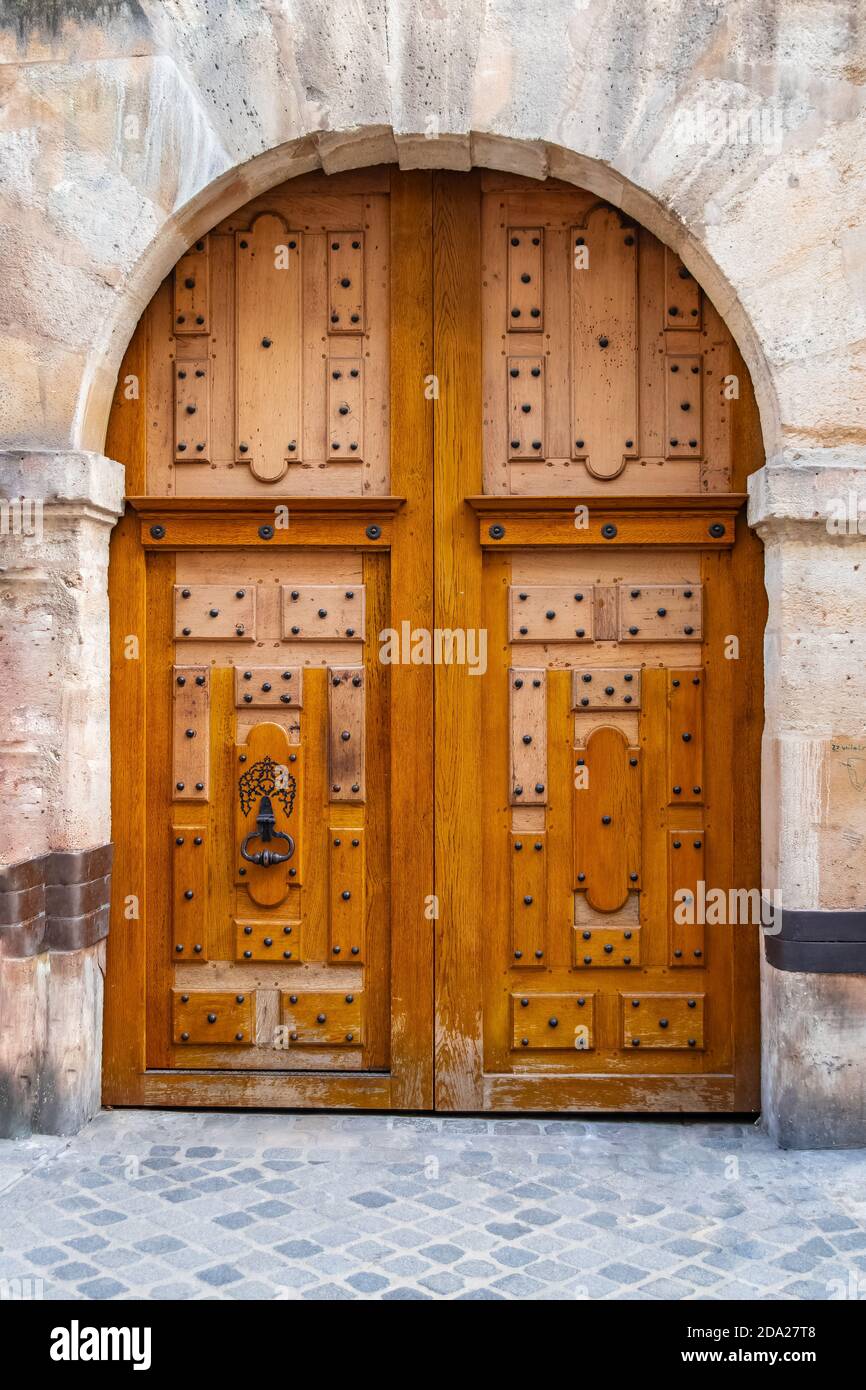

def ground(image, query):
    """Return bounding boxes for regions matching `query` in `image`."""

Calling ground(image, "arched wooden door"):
[105,167,764,1113]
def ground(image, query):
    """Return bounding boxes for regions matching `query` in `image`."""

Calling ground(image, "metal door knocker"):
[238,755,296,867]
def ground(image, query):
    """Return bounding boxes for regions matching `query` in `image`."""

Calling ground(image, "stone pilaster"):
[0,452,123,1135]
[750,455,866,1147]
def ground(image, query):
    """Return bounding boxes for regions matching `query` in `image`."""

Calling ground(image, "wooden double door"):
[105,167,763,1113]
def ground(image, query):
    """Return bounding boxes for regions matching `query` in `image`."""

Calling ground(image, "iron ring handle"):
[239,829,295,867]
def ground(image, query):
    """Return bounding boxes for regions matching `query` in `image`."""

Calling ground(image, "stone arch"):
[2,2,863,1147]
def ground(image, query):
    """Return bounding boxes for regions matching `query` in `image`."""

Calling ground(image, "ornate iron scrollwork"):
[238,755,296,867]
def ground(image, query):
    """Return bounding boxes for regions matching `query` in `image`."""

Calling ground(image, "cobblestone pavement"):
[1,1110,865,1301]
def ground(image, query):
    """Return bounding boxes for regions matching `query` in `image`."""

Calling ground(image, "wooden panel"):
[171,825,208,959]
[383,171,435,1106]
[173,238,209,335]
[510,831,547,967]
[617,583,702,641]
[329,828,365,962]
[507,356,545,460]
[664,248,701,329]
[236,215,301,480]
[175,584,256,641]
[433,170,484,1109]
[328,667,365,802]
[509,585,593,642]
[255,989,280,1045]
[511,993,594,1050]
[144,555,175,1069]
[668,669,704,803]
[574,725,641,911]
[235,722,300,907]
[234,917,302,963]
[475,501,740,550]
[621,993,705,1050]
[510,668,547,806]
[327,359,364,459]
[172,666,209,801]
[235,666,303,709]
[328,232,365,333]
[140,505,397,551]
[281,584,366,641]
[573,667,640,710]
[507,227,543,331]
[280,990,363,1044]
[572,923,641,968]
[669,828,707,967]
[174,360,210,462]
[172,989,252,1045]
[571,210,637,478]
[665,355,702,458]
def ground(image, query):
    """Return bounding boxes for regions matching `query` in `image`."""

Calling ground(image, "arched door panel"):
[104,167,763,1113]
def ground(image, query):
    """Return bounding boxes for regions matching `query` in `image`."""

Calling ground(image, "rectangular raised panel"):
[281,585,366,642]
[234,918,302,964]
[327,359,364,460]
[235,724,301,903]
[669,829,707,967]
[174,359,210,462]
[572,924,641,968]
[617,584,702,642]
[668,669,704,805]
[173,238,209,335]
[593,586,619,642]
[574,725,641,910]
[509,668,547,807]
[621,993,705,1050]
[236,217,302,480]
[171,825,208,960]
[510,831,547,968]
[571,213,637,478]
[174,585,256,642]
[509,585,594,643]
[280,991,363,1045]
[507,356,545,460]
[255,990,281,1047]
[328,668,365,802]
[328,232,365,334]
[665,355,703,458]
[507,227,543,332]
[572,667,641,711]
[172,990,253,1045]
[235,667,303,709]
[172,665,209,801]
[664,248,701,330]
[511,994,595,1051]
[329,828,365,963]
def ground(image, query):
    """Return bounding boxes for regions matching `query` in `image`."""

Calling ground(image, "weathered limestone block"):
[36,940,106,1136]
[0,453,124,861]
[752,455,866,1146]
[762,962,866,1149]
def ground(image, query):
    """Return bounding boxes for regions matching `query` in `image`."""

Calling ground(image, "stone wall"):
[0,0,864,1143]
